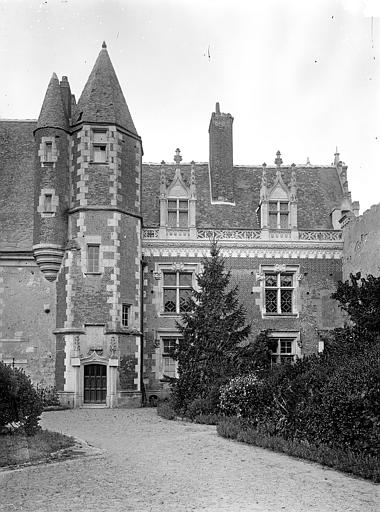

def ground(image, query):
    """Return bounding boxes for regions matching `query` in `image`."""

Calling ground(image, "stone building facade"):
[0,44,359,407]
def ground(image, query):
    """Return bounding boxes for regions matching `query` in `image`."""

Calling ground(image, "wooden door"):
[84,364,107,403]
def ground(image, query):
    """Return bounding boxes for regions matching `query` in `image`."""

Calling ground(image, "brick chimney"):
[208,102,234,203]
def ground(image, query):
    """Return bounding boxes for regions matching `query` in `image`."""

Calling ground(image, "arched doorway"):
[84,364,107,403]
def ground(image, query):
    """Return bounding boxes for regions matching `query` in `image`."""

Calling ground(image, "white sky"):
[0,0,379,213]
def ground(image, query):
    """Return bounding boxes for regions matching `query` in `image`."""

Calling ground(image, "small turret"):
[37,73,69,132]
[33,73,70,281]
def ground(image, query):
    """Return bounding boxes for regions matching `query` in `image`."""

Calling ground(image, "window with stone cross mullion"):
[269,201,289,229]
[264,272,294,314]
[167,199,189,228]
[163,271,192,313]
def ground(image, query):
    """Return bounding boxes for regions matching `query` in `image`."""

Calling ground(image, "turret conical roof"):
[37,73,69,131]
[73,43,138,135]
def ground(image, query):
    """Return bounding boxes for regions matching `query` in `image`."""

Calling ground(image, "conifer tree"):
[172,242,251,409]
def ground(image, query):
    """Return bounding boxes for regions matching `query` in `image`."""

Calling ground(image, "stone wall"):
[342,203,380,280]
[0,263,56,386]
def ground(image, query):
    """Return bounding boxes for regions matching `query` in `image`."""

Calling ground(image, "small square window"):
[87,245,100,273]
[122,304,130,327]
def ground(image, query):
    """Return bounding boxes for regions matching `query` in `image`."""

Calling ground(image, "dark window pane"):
[179,289,192,312]
[178,200,188,210]
[280,340,293,353]
[163,289,176,312]
[280,274,293,287]
[162,337,177,355]
[265,274,277,287]
[269,213,277,228]
[163,272,176,286]
[280,213,289,229]
[280,202,289,212]
[168,211,177,227]
[178,211,188,227]
[167,200,177,210]
[280,290,293,313]
[269,202,278,212]
[179,272,192,287]
[265,289,278,313]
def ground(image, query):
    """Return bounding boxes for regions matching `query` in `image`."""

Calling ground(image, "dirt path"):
[0,409,378,511]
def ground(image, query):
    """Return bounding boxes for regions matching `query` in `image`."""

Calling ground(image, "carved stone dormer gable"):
[260,151,298,237]
[167,149,190,199]
[159,149,196,235]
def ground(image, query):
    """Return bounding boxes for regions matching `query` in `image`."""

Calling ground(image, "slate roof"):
[142,163,345,230]
[36,73,69,131]
[0,120,37,250]
[72,43,138,135]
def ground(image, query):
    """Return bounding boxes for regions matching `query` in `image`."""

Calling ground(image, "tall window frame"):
[121,304,131,328]
[261,265,299,317]
[87,244,100,274]
[161,336,179,379]
[163,270,193,314]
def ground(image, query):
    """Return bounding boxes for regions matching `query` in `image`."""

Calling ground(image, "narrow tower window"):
[87,245,100,273]
[92,129,108,163]
[121,304,130,327]
[43,194,53,212]
[44,142,53,162]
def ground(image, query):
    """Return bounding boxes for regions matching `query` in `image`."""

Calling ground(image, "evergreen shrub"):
[0,362,43,435]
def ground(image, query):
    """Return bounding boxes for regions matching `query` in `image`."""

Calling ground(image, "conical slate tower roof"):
[73,42,137,135]
[37,73,69,131]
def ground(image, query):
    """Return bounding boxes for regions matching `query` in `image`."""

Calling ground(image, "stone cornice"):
[142,241,342,259]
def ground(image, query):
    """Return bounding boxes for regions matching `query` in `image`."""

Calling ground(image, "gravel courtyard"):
[0,408,378,512]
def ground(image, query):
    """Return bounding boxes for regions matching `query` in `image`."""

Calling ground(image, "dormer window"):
[269,201,290,229]
[168,199,189,228]
[259,156,297,233]
[91,129,108,163]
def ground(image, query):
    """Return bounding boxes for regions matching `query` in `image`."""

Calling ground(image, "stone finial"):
[215,102,221,114]
[174,148,182,166]
[306,157,311,166]
[275,150,283,167]
[160,166,166,197]
[102,41,107,49]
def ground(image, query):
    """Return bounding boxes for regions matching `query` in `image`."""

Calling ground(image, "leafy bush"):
[157,399,176,420]
[218,340,380,458]
[219,373,267,419]
[217,416,380,482]
[35,385,60,408]
[0,363,43,435]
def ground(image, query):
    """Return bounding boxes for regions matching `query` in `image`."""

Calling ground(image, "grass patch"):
[217,417,380,483]
[0,429,75,468]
